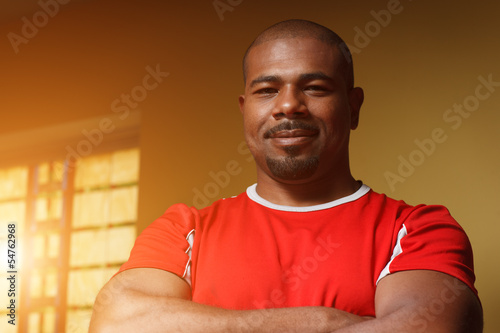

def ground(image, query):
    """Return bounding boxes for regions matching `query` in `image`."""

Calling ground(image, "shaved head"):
[243,19,354,87]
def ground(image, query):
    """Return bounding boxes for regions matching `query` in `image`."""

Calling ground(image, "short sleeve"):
[117,203,196,284]
[377,205,477,295]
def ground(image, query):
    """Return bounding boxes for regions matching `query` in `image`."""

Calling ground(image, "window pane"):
[0,201,26,232]
[34,234,46,259]
[44,269,58,298]
[38,163,50,186]
[66,309,93,333]
[42,307,56,333]
[35,191,63,223]
[111,148,140,185]
[72,190,109,228]
[71,226,136,267]
[109,186,138,224]
[67,268,115,307]
[47,233,60,258]
[28,312,41,333]
[30,270,43,298]
[70,226,135,267]
[52,161,66,183]
[70,229,106,267]
[74,155,111,190]
[35,197,49,222]
[49,191,63,220]
[107,226,136,263]
[0,166,28,200]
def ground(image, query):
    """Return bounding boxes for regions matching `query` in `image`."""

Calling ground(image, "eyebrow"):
[249,72,334,88]
[249,75,282,88]
[298,72,334,83]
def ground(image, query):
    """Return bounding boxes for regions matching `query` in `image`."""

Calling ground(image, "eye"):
[304,85,330,96]
[305,85,325,91]
[255,87,278,95]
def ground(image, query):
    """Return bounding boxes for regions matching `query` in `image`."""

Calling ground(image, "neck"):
[255,167,360,207]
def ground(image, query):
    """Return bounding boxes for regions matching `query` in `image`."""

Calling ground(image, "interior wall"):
[1,0,498,331]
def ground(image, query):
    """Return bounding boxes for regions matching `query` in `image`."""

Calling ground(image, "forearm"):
[90,289,367,333]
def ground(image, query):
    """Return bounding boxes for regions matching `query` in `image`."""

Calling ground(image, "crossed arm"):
[89,268,482,333]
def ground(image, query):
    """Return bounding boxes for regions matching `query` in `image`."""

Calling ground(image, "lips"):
[264,122,319,148]
[264,121,320,140]
[269,129,318,138]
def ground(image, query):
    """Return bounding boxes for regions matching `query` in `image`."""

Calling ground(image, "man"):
[89,19,482,332]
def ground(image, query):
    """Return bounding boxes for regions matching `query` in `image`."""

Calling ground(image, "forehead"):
[245,37,342,83]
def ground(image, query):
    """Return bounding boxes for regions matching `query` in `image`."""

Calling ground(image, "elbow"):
[88,285,128,333]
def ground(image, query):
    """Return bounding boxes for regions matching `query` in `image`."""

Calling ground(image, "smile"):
[269,129,318,138]
[268,129,318,146]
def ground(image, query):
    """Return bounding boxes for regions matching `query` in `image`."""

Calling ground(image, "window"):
[0,148,140,333]
[0,166,28,333]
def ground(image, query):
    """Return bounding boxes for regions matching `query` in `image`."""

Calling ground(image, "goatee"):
[265,155,319,180]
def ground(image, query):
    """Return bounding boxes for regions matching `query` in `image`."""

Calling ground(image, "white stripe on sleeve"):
[182,229,195,286]
[376,224,407,285]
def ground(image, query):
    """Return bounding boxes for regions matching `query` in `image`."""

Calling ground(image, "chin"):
[265,155,320,181]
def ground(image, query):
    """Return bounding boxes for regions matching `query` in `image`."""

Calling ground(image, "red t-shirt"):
[118,184,477,316]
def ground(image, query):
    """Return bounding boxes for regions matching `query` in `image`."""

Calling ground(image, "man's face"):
[239,37,363,184]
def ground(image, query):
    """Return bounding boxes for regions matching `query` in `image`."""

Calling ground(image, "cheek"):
[242,115,258,139]
[242,113,262,155]
[315,103,352,141]
[242,104,269,136]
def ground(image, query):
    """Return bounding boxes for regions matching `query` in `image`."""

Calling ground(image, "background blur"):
[0,0,498,332]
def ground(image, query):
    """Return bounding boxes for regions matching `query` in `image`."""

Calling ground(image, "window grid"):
[66,149,139,328]
[0,147,139,333]
[0,166,29,333]
[19,160,72,333]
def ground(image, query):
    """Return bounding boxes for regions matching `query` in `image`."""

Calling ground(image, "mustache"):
[264,121,320,138]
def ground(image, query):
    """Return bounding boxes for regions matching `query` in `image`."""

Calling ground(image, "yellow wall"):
[1,0,498,331]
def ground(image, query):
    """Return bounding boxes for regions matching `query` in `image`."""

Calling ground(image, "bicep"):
[375,270,483,332]
[90,268,192,332]
[104,268,192,300]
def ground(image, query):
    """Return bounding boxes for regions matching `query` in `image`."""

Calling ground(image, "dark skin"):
[239,37,363,206]
[238,36,482,332]
[89,36,482,332]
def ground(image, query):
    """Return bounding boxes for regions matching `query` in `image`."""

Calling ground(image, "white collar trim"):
[246,183,371,212]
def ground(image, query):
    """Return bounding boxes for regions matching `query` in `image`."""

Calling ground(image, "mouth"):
[269,129,318,138]
[267,128,319,147]
[264,121,320,140]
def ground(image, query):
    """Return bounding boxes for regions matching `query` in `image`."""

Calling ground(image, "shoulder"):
[152,202,200,232]
[365,188,460,227]
[369,191,477,295]
[197,189,252,216]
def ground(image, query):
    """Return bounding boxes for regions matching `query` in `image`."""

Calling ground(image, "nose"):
[272,86,309,120]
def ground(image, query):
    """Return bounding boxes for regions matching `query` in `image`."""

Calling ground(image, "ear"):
[349,87,364,130]
[238,95,246,115]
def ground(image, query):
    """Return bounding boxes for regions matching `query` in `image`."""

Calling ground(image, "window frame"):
[0,112,140,333]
